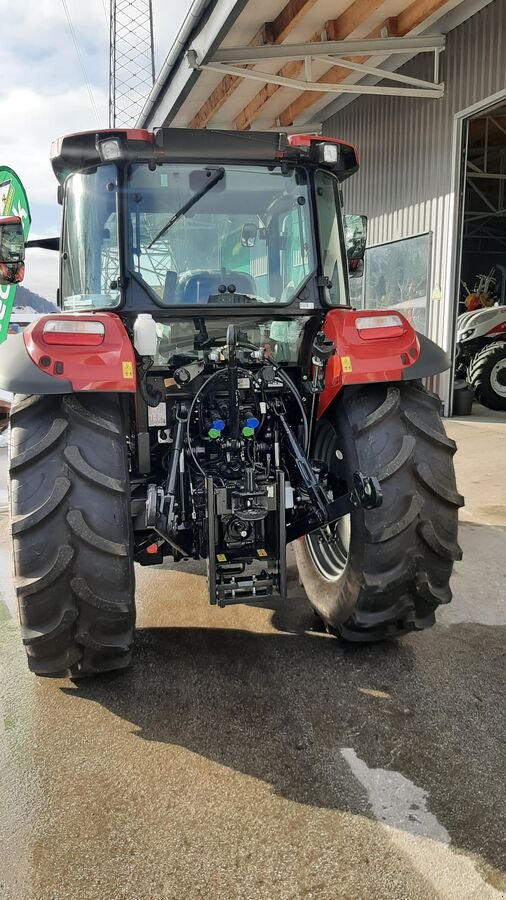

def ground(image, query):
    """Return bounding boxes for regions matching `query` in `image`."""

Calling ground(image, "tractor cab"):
[49,128,364,317]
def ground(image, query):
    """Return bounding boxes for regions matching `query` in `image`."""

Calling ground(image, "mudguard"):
[319,309,450,416]
[0,313,136,395]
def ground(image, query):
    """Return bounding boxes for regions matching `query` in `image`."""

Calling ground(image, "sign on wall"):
[364,232,432,335]
[0,167,31,343]
[348,232,432,336]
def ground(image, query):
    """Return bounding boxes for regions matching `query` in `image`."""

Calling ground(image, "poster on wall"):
[362,232,432,335]
[0,167,31,343]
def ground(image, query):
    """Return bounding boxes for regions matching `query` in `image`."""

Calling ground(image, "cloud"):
[1,85,109,205]
[23,247,60,303]
[0,0,108,94]
[0,0,192,297]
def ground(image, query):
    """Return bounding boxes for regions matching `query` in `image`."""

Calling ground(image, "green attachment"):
[242,426,255,438]
[208,428,221,439]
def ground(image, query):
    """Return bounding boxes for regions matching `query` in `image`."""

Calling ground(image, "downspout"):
[138,0,211,127]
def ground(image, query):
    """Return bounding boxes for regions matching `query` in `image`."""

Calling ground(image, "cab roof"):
[50,128,358,182]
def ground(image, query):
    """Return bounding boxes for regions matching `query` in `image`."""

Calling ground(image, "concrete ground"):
[0,407,505,900]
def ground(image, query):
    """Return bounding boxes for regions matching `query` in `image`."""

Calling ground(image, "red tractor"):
[0,129,462,677]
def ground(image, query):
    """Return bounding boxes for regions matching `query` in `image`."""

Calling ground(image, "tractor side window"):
[314,170,347,306]
[61,165,120,310]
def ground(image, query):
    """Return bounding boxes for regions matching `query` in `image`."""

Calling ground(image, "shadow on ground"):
[64,599,506,877]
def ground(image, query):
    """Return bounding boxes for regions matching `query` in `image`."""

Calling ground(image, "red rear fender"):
[319,309,421,416]
[24,313,136,393]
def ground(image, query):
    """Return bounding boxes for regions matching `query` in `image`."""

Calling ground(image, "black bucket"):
[453,387,474,416]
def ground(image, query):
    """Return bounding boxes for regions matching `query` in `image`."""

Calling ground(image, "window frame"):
[313,168,350,308]
[124,160,319,312]
[60,164,124,312]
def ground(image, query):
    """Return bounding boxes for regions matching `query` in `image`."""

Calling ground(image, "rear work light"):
[319,143,339,164]
[355,314,405,339]
[96,137,124,161]
[42,320,105,346]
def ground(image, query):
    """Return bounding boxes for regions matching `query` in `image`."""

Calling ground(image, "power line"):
[61,0,100,120]
[100,0,109,30]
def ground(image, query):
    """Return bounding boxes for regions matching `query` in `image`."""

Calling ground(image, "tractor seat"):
[173,270,258,305]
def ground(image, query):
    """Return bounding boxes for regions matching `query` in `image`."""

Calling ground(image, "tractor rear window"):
[126,163,315,307]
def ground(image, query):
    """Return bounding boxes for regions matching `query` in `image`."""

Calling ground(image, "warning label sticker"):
[148,403,167,427]
[122,361,134,379]
[341,356,353,373]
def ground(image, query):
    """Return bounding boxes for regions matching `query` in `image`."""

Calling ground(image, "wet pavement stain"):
[0,524,505,898]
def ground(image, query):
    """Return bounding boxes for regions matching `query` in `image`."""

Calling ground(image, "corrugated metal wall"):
[324,0,506,406]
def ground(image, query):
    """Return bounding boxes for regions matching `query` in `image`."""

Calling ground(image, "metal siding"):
[324,0,506,404]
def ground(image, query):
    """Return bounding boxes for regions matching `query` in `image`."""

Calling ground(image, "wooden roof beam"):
[233,29,324,131]
[189,0,319,129]
[326,0,389,41]
[275,24,388,127]
[233,0,395,131]
[264,0,320,45]
[275,0,452,127]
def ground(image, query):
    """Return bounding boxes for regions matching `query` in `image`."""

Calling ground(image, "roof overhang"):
[138,0,495,133]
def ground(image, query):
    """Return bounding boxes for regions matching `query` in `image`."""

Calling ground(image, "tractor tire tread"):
[352,386,399,435]
[10,392,135,677]
[468,341,506,410]
[11,476,71,534]
[64,445,126,492]
[9,418,68,470]
[295,381,461,642]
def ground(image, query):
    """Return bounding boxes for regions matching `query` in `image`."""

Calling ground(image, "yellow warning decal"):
[341,356,353,373]
[122,361,134,379]
[257,549,268,558]
[216,553,227,563]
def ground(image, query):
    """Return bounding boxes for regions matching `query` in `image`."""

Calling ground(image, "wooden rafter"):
[233,30,324,131]
[326,0,387,40]
[188,0,319,129]
[233,0,395,130]
[275,25,386,127]
[274,0,453,127]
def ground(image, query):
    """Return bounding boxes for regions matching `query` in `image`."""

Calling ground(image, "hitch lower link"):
[285,471,382,544]
[328,470,382,518]
[269,394,382,543]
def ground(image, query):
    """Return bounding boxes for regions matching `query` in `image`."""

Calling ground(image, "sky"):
[0,0,190,300]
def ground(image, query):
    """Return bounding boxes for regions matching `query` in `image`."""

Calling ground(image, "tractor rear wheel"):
[293,382,463,641]
[9,393,135,677]
[468,341,506,410]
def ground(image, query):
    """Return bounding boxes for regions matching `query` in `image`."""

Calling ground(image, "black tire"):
[9,393,135,677]
[293,382,463,641]
[468,341,506,410]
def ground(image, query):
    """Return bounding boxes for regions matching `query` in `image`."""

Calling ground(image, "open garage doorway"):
[454,99,506,419]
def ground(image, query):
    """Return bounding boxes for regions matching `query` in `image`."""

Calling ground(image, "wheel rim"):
[305,515,350,582]
[490,359,506,397]
[304,419,351,582]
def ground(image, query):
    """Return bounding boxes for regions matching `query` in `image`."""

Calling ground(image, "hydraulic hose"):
[137,357,162,408]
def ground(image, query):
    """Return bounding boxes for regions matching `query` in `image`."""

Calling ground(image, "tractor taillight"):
[355,315,405,339]
[42,320,105,346]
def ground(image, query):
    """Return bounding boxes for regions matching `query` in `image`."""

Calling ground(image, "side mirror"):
[0,216,25,285]
[348,258,364,279]
[344,214,367,268]
[241,223,258,248]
